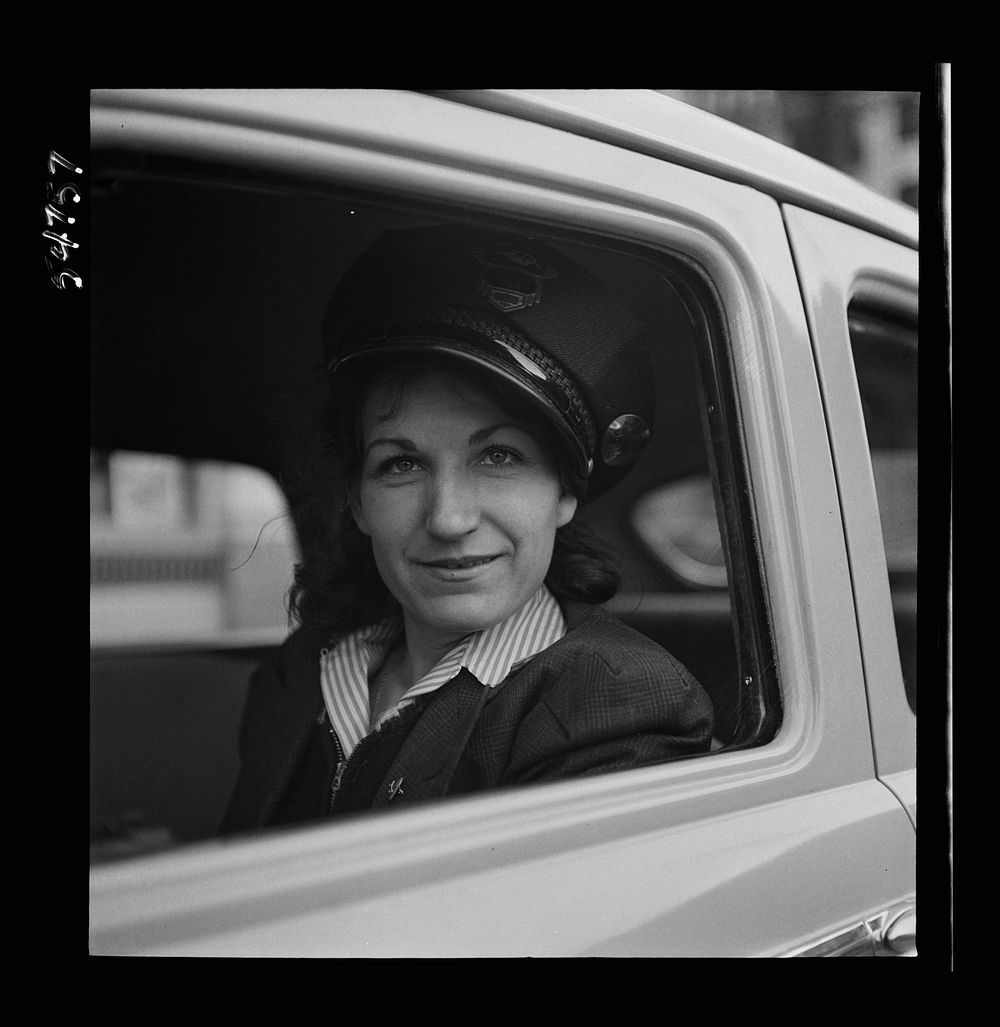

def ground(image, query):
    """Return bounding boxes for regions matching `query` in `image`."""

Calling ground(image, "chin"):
[413,593,519,637]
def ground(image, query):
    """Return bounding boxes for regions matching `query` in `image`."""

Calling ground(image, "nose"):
[424,470,480,539]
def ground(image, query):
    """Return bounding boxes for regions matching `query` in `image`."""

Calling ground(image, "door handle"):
[784,900,915,957]
[880,907,917,956]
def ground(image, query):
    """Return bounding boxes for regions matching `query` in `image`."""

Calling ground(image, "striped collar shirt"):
[319,586,566,760]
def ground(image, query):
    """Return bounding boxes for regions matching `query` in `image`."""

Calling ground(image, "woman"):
[221,225,713,833]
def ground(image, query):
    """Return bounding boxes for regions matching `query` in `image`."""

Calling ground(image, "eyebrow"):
[468,421,532,445]
[364,436,416,457]
[364,422,532,457]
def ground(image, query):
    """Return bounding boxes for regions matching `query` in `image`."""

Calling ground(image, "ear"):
[555,492,577,529]
[349,489,370,536]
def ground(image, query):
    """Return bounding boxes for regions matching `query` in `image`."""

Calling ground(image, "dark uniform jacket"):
[220,601,714,835]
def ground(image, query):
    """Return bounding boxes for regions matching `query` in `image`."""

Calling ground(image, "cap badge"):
[473,246,557,313]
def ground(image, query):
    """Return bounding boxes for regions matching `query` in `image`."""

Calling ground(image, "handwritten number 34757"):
[43,150,83,290]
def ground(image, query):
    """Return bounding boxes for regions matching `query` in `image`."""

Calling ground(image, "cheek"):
[354,486,415,547]
[502,483,570,544]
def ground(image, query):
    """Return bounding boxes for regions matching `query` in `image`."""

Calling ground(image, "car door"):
[783,205,918,806]
[88,89,917,957]
[781,207,920,955]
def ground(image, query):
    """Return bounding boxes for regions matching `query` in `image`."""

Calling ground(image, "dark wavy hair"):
[282,354,620,636]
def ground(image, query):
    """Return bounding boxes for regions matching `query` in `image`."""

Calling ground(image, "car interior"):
[89,152,781,862]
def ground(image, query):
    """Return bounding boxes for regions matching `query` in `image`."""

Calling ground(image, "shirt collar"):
[320,586,565,758]
[459,585,566,685]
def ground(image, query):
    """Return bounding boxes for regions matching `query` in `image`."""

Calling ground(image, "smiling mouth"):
[423,555,500,570]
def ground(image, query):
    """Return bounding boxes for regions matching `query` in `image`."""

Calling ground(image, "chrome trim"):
[783,899,916,957]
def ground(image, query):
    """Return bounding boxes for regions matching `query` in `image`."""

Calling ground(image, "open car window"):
[89,151,779,861]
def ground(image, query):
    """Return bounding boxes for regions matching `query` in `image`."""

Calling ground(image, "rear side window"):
[847,301,918,712]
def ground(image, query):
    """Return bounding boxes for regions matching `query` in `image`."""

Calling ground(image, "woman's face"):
[352,368,578,646]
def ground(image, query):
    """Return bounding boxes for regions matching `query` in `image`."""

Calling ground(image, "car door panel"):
[90,776,915,957]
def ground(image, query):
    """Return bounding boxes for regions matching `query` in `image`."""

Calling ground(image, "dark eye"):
[379,455,420,475]
[482,447,517,467]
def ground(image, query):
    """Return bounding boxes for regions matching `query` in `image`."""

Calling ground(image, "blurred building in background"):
[659,90,920,207]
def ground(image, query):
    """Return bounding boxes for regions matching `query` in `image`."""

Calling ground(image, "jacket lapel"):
[368,602,599,808]
[371,668,490,808]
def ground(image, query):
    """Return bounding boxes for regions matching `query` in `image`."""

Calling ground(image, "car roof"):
[434,89,918,249]
[90,88,917,249]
